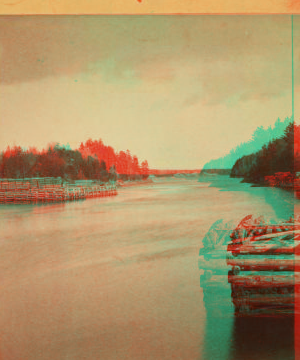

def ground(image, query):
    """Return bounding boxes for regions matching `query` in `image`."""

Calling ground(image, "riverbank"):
[232,173,298,194]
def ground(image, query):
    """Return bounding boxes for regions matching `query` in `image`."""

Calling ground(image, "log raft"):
[227,215,299,316]
[198,216,300,317]
[0,178,117,204]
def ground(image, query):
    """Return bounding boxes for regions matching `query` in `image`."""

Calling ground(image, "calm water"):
[0,176,296,360]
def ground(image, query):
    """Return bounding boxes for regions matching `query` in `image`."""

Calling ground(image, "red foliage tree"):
[78,139,148,176]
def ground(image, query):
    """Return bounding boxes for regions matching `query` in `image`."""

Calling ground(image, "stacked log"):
[227,216,299,316]
[0,178,117,204]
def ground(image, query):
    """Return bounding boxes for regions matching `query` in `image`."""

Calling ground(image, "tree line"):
[203,117,292,170]
[230,122,295,184]
[79,139,149,177]
[0,140,149,182]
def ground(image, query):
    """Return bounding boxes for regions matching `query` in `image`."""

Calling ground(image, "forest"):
[230,122,296,184]
[0,139,149,182]
[203,117,292,170]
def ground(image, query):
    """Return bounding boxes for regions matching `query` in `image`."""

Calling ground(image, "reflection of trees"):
[199,174,294,220]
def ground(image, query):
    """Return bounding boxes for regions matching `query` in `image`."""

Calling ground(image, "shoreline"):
[232,176,296,192]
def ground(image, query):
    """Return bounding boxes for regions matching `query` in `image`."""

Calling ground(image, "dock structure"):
[0,178,117,204]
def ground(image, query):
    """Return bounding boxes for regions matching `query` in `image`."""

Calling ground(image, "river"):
[0,175,296,360]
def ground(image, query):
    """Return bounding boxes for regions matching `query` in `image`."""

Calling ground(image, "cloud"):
[0,15,298,107]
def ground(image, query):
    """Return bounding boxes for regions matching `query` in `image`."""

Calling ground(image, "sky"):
[0,15,299,169]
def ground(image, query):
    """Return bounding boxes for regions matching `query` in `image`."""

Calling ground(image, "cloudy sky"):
[0,15,298,168]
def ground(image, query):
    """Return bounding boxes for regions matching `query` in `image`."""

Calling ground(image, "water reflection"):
[199,218,235,359]
[200,268,234,360]
[230,316,294,360]
[32,202,67,214]
[198,174,294,220]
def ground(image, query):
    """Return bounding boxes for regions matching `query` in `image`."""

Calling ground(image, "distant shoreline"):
[199,169,231,176]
